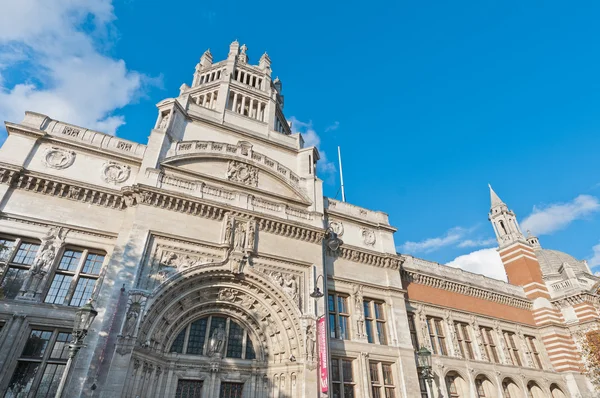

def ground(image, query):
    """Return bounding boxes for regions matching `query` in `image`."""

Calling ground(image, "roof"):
[535,248,590,276]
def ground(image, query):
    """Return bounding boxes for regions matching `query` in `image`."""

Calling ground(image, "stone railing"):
[325,197,390,225]
[169,140,302,189]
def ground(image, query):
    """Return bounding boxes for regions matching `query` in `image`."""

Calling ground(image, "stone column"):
[0,313,28,376]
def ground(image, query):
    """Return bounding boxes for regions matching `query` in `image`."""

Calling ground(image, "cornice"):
[338,245,402,270]
[401,268,532,311]
[0,212,118,240]
[329,275,406,295]
[552,292,600,308]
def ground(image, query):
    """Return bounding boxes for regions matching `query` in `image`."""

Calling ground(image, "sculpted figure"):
[225,219,233,244]
[247,223,256,248]
[123,306,140,337]
[234,223,246,250]
[305,324,316,359]
[208,324,226,356]
[283,275,298,301]
[159,113,170,130]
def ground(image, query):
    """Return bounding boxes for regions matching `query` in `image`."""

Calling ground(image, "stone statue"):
[123,305,140,337]
[352,284,363,312]
[234,223,246,250]
[306,324,316,360]
[208,324,226,356]
[159,113,170,130]
[247,223,256,248]
[225,219,233,244]
[283,275,298,302]
[31,247,56,274]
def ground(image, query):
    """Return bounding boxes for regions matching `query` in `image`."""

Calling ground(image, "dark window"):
[0,240,39,299]
[171,329,186,353]
[328,293,350,340]
[187,318,208,355]
[408,313,419,350]
[480,327,499,363]
[427,317,447,355]
[331,357,355,398]
[176,379,203,398]
[226,321,244,358]
[220,382,243,398]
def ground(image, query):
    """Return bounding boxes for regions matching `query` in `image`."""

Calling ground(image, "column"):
[209,92,215,109]
[0,313,27,373]
[232,93,238,113]
[203,94,209,107]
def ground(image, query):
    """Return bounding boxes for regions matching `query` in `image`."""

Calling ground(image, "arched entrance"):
[501,378,520,398]
[121,267,307,398]
[550,383,567,398]
[475,374,496,398]
[526,381,545,398]
[445,371,469,397]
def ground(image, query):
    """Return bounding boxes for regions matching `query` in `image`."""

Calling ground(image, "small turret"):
[200,49,213,67]
[259,52,271,70]
[239,44,248,64]
[526,230,541,249]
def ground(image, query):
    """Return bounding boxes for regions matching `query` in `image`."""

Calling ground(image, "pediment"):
[162,140,311,205]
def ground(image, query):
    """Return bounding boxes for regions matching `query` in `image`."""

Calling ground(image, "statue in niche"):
[352,284,363,312]
[305,324,316,359]
[224,219,234,245]
[247,222,256,249]
[30,227,67,274]
[283,275,298,302]
[159,113,170,130]
[207,324,226,356]
[123,304,140,337]
[234,223,246,251]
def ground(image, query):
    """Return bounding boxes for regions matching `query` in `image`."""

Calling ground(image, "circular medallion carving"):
[362,228,376,246]
[101,161,131,184]
[329,221,344,237]
[42,147,76,170]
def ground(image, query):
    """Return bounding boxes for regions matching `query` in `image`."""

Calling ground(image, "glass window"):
[0,238,16,261]
[0,240,41,299]
[331,357,355,398]
[454,322,474,359]
[408,313,419,350]
[226,321,244,358]
[220,382,243,398]
[525,335,543,369]
[170,329,186,354]
[13,242,40,265]
[187,318,208,355]
[1,267,28,299]
[5,328,70,397]
[82,253,105,275]
[480,327,499,363]
[328,292,350,340]
[69,277,96,307]
[446,376,459,397]
[503,331,522,366]
[58,250,82,271]
[427,317,447,355]
[370,361,395,398]
[45,274,73,304]
[364,299,387,345]
[176,380,203,398]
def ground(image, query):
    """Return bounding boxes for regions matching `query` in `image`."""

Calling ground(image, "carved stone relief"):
[101,161,131,184]
[259,268,300,307]
[226,160,258,186]
[445,310,462,358]
[42,147,76,170]
[361,228,376,246]
[329,221,344,237]
[351,284,366,340]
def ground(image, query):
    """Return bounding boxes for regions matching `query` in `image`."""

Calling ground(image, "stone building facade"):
[0,41,596,397]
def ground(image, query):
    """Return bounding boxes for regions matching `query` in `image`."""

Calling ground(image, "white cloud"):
[289,117,336,175]
[589,242,600,268]
[447,247,506,281]
[0,0,151,135]
[400,226,495,254]
[520,195,600,236]
[325,121,339,132]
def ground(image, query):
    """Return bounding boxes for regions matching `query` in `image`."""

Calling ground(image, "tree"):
[581,327,600,389]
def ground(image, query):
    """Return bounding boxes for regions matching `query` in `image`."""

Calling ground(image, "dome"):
[534,249,590,276]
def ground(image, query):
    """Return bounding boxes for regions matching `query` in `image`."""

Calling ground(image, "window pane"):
[363,301,371,318]
[50,332,72,359]
[385,387,396,398]
[187,318,208,355]
[1,267,27,299]
[366,320,374,343]
[5,361,40,397]
[0,238,15,261]
[245,335,256,360]
[339,316,349,339]
[45,274,73,304]
[372,386,381,398]
[175,380,203,398]
[171,328,186,353]
[37,363,65,398]
[329,314,337,338]
[13,243,40,265]
[328,294,335,312]
[383,364,393,385]
[342,360,353,382]
[337,296,348,313]
[377,322,387,345]
[82,253,105,275]
[331,359,340,381]
[22,330,52,358]
[345,385,355,398]
[220,382,244,398]
[58,250,82,271]
[332,384,341,398]
[69,277,96,307]
[369,362,379,382]
[226,321,244,358]
[374,303,384,320]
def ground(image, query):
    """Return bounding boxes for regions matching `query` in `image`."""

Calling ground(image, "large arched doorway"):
[445,371,469,397]
[475,374,497,398]
[501,378,520,398]
[550,383,567,398]
[121,267,306,398]
[527,381,545,398]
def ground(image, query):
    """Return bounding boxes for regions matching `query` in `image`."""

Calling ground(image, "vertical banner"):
[317,316,328,393]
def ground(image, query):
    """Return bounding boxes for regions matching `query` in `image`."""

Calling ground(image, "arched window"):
[169,315,256,360]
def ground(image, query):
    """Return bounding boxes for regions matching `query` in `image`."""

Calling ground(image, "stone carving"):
[352,284,366,339]
[361,228,376,246]
[42,147,76,170]
[218,288,238,302]
[123,302,141,337]
[160,251,204,271]
[248,222,256,249]
[329,221,344,237]
[262,269,300,306]
[230,254,247,275]
[224,218,234,245]
[226,160,258,186]
[305,324,316,360]
[101,161,131,184]
[416,306,432,350]
[234,222,247,250]
[207,324,226,357]
[445,310,462,358]
[159,113,170,130]
[31,227,68,274]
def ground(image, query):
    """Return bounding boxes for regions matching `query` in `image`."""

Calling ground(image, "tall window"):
[176,380,203,398]
[169,315,256,359]
[475,378,486,397]
[525,335,543,369]
[5,329,71,397]
[427,317,447,355]
[45,249,105,306]
[503,331,522,366]
[328,293,350,340]
[331,357,355,398]
[502,382,512,398]
[408,313,419,350]
[220,382,243,398]
[454,322,474,360]
[446,376,459,398]
[0,238,40,299]
[480,327,499,363]
[418,377,429,398]
[364,299,387,345]
[369,361,395,398]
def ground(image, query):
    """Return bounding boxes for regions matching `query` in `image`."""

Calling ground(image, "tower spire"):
[489,184,504,208]
[487,185,525,247]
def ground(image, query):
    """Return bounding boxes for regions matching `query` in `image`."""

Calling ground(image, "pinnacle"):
[488,184,504,208]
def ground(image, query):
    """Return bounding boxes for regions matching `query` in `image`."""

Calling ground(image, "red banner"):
[317,316,328,393]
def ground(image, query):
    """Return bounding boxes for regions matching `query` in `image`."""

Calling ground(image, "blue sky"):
[1,0,599,280]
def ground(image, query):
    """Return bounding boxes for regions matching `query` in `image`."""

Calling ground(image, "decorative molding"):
[338,246,401,269]
[401,269,532,310]
[329,220,344,237]
[42,147,76,170]
[101,161,131,184]
[226,160,258,187]
[361,228,376,246]
[0,212,118,240]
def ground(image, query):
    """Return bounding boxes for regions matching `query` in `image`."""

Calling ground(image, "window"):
[364,299,387,345]
[369,361,395,398]
[168,315,256,359]
[220,382,243,398]
[176,380,203,398]
[427,317,447,355]
[332,358,355,398]
[0,238,40,299]
[454,322,474,360]
[45,249,105,306]
[408,313,419,350]
[418,377,429,398]
[480,327,499,363]
[502,382,512,398]
[503,331,522,366]
[525,335,543,369]
[475,379,486,397]
[5,329,71,397]
[446,376,459,398]
[328,293,350,340]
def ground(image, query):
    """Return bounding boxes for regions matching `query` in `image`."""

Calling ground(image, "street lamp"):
[417,346,434,398]
[310,274,325,299]
[55,300,98,398]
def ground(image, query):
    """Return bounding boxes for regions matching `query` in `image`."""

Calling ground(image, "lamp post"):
[310,227,343,396]
[56,300,98,398]
[417,346,434,398]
